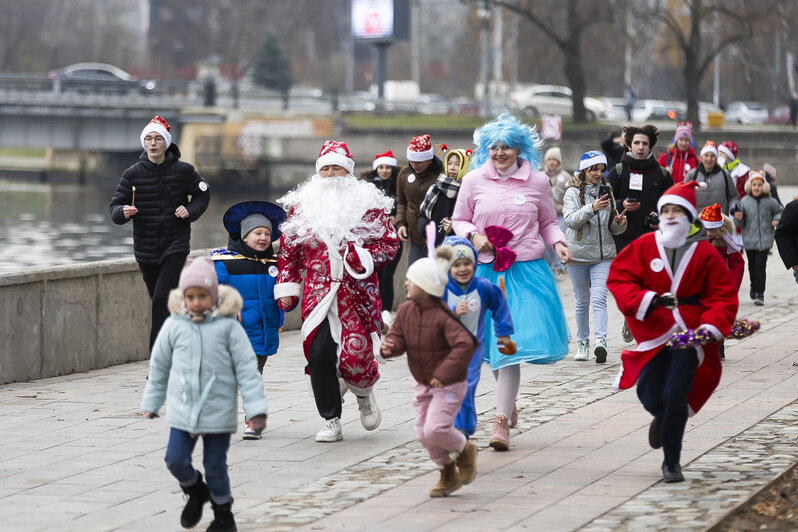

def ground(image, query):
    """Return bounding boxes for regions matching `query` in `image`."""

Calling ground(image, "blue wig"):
[471,113,542,170]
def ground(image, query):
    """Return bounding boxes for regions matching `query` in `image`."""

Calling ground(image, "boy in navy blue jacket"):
[211,201,296,440]
[442,236,514,438]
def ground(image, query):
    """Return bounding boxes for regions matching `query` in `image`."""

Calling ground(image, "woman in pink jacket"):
[452,114,571,451]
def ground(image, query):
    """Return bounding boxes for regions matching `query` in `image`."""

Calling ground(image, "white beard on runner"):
[278,173,394,249]
[658,215,691,249]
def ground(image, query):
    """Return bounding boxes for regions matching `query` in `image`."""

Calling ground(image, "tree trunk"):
[566,0,587,122]
[684,50,701,129]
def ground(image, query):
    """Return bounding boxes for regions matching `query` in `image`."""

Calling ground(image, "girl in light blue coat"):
[563,151,627,362]
[141,257,267,532]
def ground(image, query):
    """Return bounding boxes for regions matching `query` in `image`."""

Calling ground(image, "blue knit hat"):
[579,150,607,171]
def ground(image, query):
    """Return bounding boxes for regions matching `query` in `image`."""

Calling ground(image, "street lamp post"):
[479,0,492,118]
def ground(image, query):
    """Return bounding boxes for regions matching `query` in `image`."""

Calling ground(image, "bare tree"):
[487,0,618,122]
[640,0,766,128]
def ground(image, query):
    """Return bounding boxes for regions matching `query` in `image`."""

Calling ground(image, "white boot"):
[573,340,590,361]
[356,390,381,430]
[315,417,343,442]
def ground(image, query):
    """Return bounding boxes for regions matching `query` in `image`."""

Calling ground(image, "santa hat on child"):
[744,171,770,195]
[657,180,706,221]
[579,150,607,171]
[700,140,719,157]
[674,121,693,142]
[699,203,724,229]
[179,256,219,305]
[407,134,433,162]
[316,140,355,175]
[140,115,172,149]
[718,141,738,160]
[372,150,397,170]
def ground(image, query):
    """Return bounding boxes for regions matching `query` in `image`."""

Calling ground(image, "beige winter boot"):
[429,461,462,497]
[456,442,478,485]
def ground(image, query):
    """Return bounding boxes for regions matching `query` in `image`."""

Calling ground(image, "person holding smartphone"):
[563,151,627,362]
[606,124,673,343]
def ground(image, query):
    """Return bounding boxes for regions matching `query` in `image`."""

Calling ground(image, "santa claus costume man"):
[275,141,400,442]
[607,180,738,483]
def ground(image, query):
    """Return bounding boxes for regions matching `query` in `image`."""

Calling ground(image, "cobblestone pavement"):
[0,220,797,531]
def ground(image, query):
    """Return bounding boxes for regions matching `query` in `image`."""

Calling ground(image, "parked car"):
[416,93,450,115]
[48,62,155,94]
[764,105,791,125]
[632,99,686,122]
[699,102,724,125]
[506,84,606,121]
[599,97,629,121]
[338,91,376,112]
[723,101,769,124]
[450,97,481,116]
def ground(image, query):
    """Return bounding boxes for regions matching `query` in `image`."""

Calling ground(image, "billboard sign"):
[352,0,409,41]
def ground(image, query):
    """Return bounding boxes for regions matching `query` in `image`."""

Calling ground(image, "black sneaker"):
[648,417,662,449]
[662,463,685,483]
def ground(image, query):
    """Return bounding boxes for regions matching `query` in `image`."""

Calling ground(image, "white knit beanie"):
[406,246,454,298]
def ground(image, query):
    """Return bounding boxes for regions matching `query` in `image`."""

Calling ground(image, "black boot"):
[662,463,685,483]
[207,500,237,532]
[180,471,210,528]
[648,416,662,449]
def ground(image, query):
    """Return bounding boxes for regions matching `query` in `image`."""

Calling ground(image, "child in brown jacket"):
[380,246,479,497]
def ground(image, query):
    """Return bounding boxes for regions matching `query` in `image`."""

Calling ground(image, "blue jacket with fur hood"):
[141,284,268,434]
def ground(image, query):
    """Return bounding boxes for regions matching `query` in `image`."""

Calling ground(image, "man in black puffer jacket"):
[109,115,210,350]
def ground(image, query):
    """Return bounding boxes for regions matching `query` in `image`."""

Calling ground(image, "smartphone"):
[626,197,639,203]
[598,185,611,198]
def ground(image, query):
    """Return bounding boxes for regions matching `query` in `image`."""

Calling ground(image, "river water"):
[0,179,279,274]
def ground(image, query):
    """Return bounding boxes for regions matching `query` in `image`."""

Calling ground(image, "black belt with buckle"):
[658,292,701,310]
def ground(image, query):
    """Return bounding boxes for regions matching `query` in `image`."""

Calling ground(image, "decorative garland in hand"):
[665,319,761,349]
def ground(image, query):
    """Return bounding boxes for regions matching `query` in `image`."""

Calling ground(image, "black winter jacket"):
[109,144,210,265]
[606,152,673,251]
[775,198,798,270]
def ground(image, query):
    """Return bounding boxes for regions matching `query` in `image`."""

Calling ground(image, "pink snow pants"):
[412,380,468,465]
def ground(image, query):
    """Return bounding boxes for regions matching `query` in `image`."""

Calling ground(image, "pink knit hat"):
[178,257,219,305]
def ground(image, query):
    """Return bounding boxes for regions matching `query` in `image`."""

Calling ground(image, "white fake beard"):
[658,216,691,249]
[278,173,393,249]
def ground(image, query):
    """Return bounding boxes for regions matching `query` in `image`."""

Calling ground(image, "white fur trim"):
[274,282,301,299]
[373,156,397,169]
[730,163,750,180]
[316,152,355,175]
[140,123,171,149]
[407,147,433,162]
[579,152,607,171]
[344,245,374,279]
[702,219,724,229]
[700,323,724,341]
[700,145,718,157]
[636,291,658,321]
[657,194,697,219]
[718,145,735,160]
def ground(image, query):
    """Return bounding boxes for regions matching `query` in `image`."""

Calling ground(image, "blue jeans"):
[567,261,610,342]
[164,428,232,504]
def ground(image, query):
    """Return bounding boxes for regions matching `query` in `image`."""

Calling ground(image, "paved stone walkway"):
[1,231,797,531]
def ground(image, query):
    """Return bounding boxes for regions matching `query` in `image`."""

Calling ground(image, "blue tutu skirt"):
[477,260,569,369]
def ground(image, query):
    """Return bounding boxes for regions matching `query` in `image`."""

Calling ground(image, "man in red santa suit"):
[607,180,738,483]
[275,141,400,442]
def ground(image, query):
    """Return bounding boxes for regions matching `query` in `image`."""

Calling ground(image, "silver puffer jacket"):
[563,183,627,264]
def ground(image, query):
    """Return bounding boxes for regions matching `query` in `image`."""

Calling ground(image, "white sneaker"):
[315,417,343,442]
[356,391,382,430]
[381,310,394,329]
[594,337,607,364]
[573,340,590,361]
[242,422,262,440]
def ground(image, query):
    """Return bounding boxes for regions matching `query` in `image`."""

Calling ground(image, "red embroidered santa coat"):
[607,231,738,414]
[275,208,399,391]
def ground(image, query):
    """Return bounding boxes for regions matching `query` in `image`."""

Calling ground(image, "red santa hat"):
[657,180,706,221]
[372,150,397,170]
[700,140,718,158]
[407,134,433,162]
[674,121,693,142]
[140,115,172,149]
[718,141,738,160]
[316,140,355,175]
[699,203,724,229]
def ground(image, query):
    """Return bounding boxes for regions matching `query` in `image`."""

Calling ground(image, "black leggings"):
[307,319,342,420]
[138,253,187,352]
[745,249,768,295]
[378,242,403,311]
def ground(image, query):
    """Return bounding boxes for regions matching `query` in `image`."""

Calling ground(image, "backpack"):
[615,162,669,180]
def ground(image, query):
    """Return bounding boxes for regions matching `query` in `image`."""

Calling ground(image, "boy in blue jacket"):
[210,201,295,440]
[442,236,514,438]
